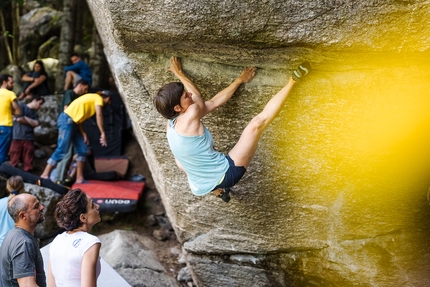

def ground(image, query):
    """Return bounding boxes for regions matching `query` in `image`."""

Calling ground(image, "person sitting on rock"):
[19,60,50,100]
[9,95,44,172]
[154,56,311,202]
[40,91,111,184]
[64,53,92,91]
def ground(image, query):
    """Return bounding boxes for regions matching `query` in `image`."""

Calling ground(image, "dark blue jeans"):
[47,113,88,166]
[0,126,12,165]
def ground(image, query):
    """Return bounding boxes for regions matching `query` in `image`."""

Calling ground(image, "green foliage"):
[3,31,13,38]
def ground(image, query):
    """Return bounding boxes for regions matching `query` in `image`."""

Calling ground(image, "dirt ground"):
[32,132,187,285]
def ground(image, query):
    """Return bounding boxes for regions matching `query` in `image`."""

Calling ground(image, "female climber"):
[154,56,311,202]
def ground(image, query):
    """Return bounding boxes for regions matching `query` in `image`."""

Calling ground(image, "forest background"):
[0,0,110,93]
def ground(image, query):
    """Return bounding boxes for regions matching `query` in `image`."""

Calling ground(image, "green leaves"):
[3,31,14,39]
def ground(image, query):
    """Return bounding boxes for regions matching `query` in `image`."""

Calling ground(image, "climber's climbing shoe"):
[292,62,311,82]
[213,187,231,203]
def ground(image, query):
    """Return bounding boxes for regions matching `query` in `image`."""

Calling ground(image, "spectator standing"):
[48,188,101,287]
[0,193,46,287]
[40,91,111,183]
[0,176,25,247]
[9,95,45,172]
[0,74,22,165]
[54,79,90,184]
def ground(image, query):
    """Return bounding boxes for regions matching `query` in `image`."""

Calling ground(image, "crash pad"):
[72,180,145,213]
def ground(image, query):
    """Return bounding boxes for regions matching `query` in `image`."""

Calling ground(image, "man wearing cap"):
[53,79,90,184]
[40,91,111,183]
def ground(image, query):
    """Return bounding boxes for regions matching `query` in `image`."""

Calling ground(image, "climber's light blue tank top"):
[166,118,229,196]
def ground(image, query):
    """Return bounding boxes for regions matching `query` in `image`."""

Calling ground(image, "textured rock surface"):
[99,230,180,287]
[87,1,430,286]
[34,94,60,145]
[20,7,62,65]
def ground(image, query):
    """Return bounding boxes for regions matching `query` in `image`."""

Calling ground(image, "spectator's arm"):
[15,116,39,127]
[21,73,34,82]
[81,243,101,287]
[17,276,40,287]
[25,75,47,94]
[64,61,82,73]
[95,104,107,146]
[12,99,21,116]
[77,123,89,145]
[48,260,57,287]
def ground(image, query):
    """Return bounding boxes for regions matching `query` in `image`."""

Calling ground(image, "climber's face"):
[175,90,194,113]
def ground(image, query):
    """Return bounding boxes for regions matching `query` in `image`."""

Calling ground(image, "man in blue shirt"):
[64,53,92,91]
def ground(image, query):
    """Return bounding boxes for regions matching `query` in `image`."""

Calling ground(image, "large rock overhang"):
[87,1,430,286]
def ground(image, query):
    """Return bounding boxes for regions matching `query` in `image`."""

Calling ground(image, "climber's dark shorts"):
[213,155,246,190]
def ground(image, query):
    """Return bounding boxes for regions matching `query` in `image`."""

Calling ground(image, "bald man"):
[0,194,46,287]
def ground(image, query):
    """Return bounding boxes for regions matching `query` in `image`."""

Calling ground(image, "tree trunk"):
[74,0,85,47]
[0,10,14,65]
[11,2,20,65]
[89,26,109,89]
[55,0,76,93]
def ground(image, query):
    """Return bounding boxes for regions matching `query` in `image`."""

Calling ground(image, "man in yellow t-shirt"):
[0,74,22,165]
[40,91,111,183]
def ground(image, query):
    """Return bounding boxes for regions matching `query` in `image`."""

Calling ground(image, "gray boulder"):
[99,230,180,287]
[34,94,60,145]
[19,7,62,65]
[87,1,430,286]
[177,267,192,283]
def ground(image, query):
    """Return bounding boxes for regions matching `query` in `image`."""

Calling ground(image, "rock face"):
[86,1,430,286]
[99,230,180,287]
[34,94,60,145]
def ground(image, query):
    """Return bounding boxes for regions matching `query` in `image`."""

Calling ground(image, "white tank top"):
[49,231,101,287]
